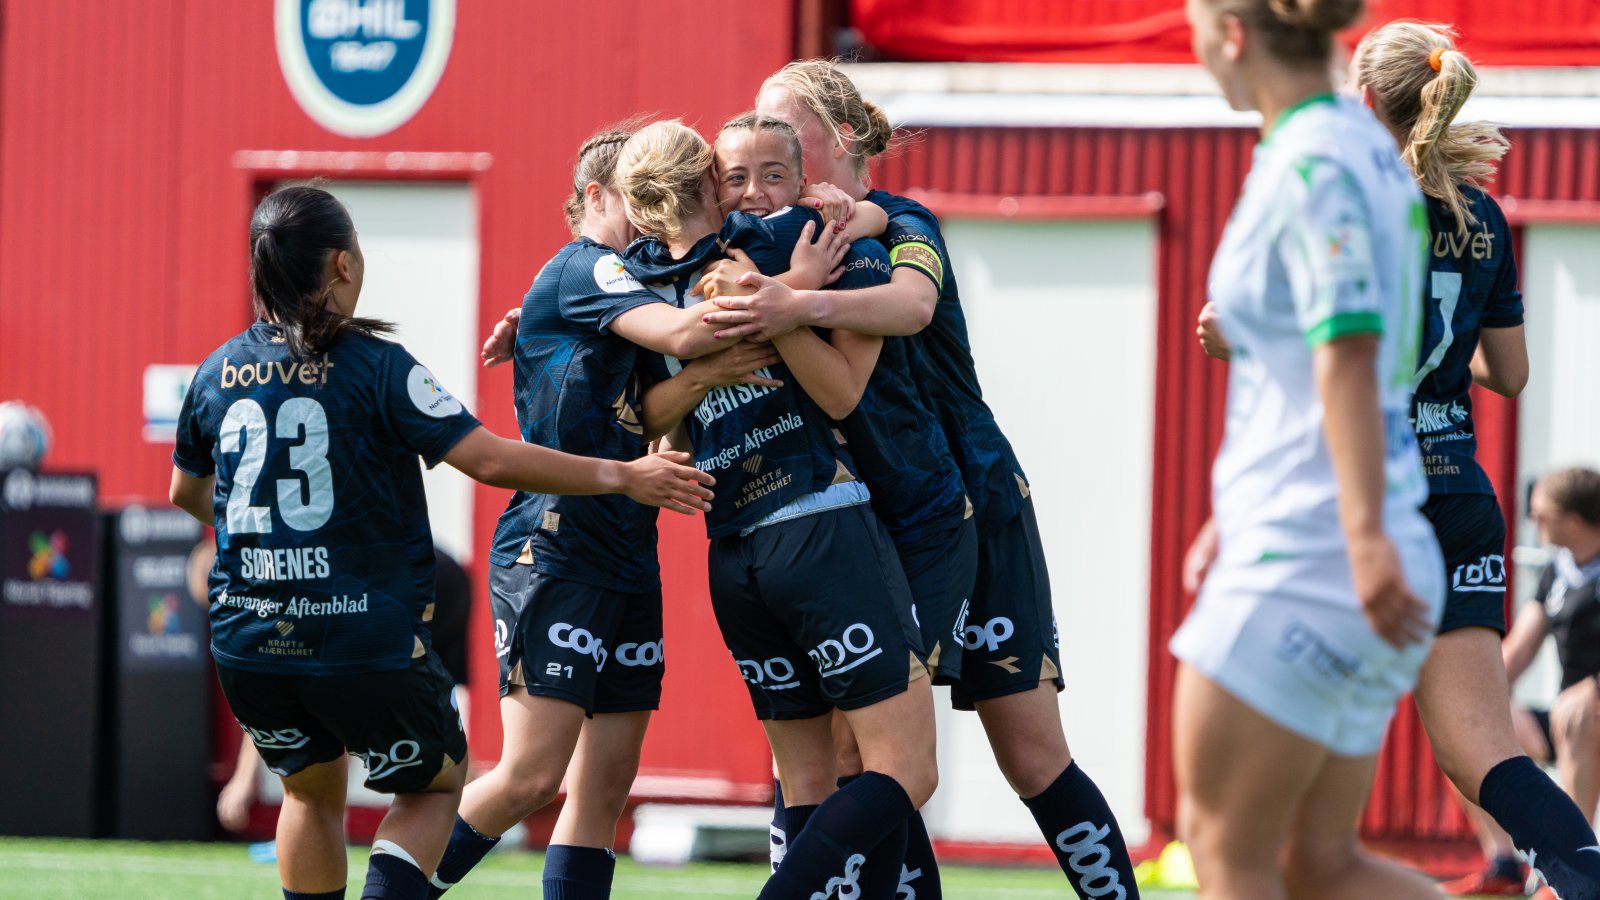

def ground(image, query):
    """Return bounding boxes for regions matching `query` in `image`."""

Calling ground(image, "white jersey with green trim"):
[1209,94,1431,561]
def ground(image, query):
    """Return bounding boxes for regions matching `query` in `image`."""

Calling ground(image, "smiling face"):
[714,128,804,217]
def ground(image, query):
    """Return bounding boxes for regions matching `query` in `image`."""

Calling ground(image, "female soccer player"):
[427,125,813,900]
[169,185,712,900]
[614,118,936,900]
[1354,23,1600,899]
[1170,0,1446,896]
[699,60,1141,900]
[702,112,974,897]
[1197,22,1600,898]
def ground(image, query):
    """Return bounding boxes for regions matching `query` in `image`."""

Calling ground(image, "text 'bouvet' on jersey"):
[1412,187,1523,497]
[174,321,480,676]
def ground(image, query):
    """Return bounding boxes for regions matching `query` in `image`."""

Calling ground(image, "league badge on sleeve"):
[407,365,464,418]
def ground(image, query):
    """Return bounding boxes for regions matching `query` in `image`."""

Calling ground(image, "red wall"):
[0,0,793,780]
[873,124,1586,842]
[852,0,1600,65]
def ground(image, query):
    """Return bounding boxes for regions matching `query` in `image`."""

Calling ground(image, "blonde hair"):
[759,59,894,177]
[562,119,645,236]
[1353,22,1509,229]
[615,120,714,240]
[1206,0,1365,65]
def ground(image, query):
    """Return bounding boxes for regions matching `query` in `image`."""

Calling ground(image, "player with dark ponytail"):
[170,184,712,900]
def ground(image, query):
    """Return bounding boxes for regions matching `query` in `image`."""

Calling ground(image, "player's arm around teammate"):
[612,119,937,900]
[735,62,1142,900]
[169,186,708,900]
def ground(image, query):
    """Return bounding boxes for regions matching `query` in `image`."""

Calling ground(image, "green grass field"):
[0,838,1202,899]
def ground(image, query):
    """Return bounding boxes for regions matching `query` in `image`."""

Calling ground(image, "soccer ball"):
[0,401,51,472]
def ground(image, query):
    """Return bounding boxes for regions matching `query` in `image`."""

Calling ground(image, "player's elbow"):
[818,389,864,421]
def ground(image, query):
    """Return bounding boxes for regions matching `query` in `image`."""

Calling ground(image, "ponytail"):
[249,185,392,359]
[1353,21,1509,230]
[614,120,713,240]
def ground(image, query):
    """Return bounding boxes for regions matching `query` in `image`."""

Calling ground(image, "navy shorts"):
[217,651,466,794]
[951,499,1064,711]
[489,563,664,715]
[895,513,978,685]
[709,503,926,720]
[1422,492,1508,636]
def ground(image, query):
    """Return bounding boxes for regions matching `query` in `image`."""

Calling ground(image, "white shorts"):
[1170,533,1444,756]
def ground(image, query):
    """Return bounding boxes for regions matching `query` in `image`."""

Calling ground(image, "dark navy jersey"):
[489,238,667,592]
[1412,188,1523,496]
[623,207,857,538]
[868,189,1030,538]
[173,322,481,676]
[828,240,968,546]
[1535,565,1600,690]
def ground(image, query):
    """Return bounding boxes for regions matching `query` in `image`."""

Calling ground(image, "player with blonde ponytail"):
[1354,22,1600,900]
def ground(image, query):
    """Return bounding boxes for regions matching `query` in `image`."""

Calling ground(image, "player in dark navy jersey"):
[169,186,712,900]
[695,63,1139,899]
[1355,23,1600,900]
[608,119,936,900]
[691,113,977,892]
[431,125,834,900]
[1193,24,1600,900]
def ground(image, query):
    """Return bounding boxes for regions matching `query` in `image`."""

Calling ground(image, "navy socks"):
[284,891,344,900]
[758,771,914,900]
[898,807,943,900]
[542,844,617,900]
[770,779,788,872]
[363,846,428,900]
[1479,755,1600,900]
[1021,761,1138,900]
[427,816,500,898]
[837,772,928,899]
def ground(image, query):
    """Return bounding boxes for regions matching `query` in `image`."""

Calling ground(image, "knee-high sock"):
[364,843,429,900]
[838,773,917,899]
[770,779,788,873]
[426,817,500,898]
[898,807,943,900]
[1480,755,1600,900]
[758,771,914,900]
[1020,761,1138,900]
[541,845,616,900]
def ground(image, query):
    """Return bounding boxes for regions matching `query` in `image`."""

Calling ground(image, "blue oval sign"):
[276,0,455,138]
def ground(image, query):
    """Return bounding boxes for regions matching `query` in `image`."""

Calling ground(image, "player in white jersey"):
[1169,0,1445,897]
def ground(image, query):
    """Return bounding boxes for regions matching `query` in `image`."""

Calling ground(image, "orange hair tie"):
[1428,47,1448,72]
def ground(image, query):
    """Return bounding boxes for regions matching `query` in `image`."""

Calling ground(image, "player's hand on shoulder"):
[1348,533,1432,649]
[693,250,759,301]
[1197,302,1232,362]
[703,271,810,342]
[785,220,849,291]
[800,182,854,226]
[481,307,522,368]
[620,451,715,516]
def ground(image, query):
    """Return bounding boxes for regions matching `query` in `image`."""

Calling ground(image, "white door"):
[1511,225,1600,705]
[924,217,1159,846]
[321,181,481,566]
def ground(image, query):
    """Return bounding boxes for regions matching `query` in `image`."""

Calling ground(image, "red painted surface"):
[851,0,1600,65]
[0,0,791,804]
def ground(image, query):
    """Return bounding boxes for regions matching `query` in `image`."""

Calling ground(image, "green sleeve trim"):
[1304,311,1383,347]
[888,241,944,290]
